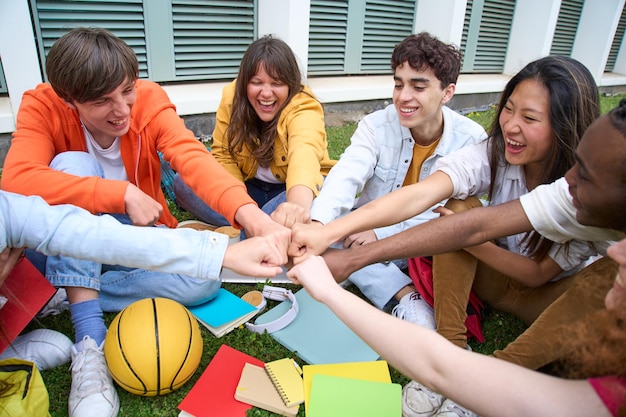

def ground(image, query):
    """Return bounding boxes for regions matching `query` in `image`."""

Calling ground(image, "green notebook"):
[302,360,391,416]
[307,374,402,417]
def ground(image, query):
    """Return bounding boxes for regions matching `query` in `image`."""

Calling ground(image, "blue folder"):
[188,288,256,328]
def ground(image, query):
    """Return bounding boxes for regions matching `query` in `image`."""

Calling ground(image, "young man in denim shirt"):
[309,33,486,325]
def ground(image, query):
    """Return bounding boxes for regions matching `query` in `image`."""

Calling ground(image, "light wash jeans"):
[36,152,221,312]
[173,174,285,239]
[327,211,412,310]
[348,257,411,310]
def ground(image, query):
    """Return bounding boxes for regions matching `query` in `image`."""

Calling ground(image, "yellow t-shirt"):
[402,137,441,186]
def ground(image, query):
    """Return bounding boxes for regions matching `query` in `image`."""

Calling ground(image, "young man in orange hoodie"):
[2,27,289,417]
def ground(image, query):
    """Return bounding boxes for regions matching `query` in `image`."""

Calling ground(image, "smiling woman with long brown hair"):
[174,35,335,230]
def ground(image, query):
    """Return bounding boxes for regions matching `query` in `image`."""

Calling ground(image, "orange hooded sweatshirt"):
[2,80,254,228]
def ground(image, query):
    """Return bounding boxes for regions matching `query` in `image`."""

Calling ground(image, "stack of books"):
[187,288,259,338]
[178,345,302,417]
[178,287,402,416]
[177,345,401,417]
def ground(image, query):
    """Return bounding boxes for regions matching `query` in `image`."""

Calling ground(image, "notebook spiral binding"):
[266,366,290,404]
[264,358,304,407]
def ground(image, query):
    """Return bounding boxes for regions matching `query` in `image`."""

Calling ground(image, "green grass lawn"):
[34,93,623,417]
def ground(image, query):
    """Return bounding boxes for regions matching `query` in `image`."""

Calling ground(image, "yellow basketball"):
[104,298,203,396]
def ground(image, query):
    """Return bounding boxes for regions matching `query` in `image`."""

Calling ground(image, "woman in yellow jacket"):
[174,35,335,229]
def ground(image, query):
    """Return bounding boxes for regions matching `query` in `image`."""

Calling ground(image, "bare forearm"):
[320,283,605,417]
[465,243,562,287]
[290,255,607,417]
[331,200,533,277]
[234,203,269,236]
[322,172,454,245]
[286,185,314,210]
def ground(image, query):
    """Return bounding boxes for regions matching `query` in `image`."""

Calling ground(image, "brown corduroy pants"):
[431,198,617,369]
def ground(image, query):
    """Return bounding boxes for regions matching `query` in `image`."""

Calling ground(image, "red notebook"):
[178,344,264,417]
[0,258,56,353]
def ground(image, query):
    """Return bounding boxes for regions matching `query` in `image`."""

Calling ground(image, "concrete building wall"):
[1,0,626,168]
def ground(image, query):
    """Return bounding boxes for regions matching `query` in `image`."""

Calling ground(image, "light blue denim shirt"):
[0,191,228,281]
[310,104,487,239]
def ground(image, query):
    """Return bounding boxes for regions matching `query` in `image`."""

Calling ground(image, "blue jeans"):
[37,152,220,312]
[348,259,411,310]
[327,236,410,309]
[173,174,286,238]
[327,208,412,310]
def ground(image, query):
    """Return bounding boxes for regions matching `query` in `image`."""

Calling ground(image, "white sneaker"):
[392,292,436,330]
[69,336,119,417]
[402,380,444,417]
[0,329,72,370]
[38,288,70,318]
[435,398,478,417]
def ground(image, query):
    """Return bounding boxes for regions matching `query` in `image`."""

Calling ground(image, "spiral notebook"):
[235,363,299,417]
[264,358,305,407]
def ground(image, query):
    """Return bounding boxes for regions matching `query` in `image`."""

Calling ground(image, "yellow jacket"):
[212,80,335,195]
